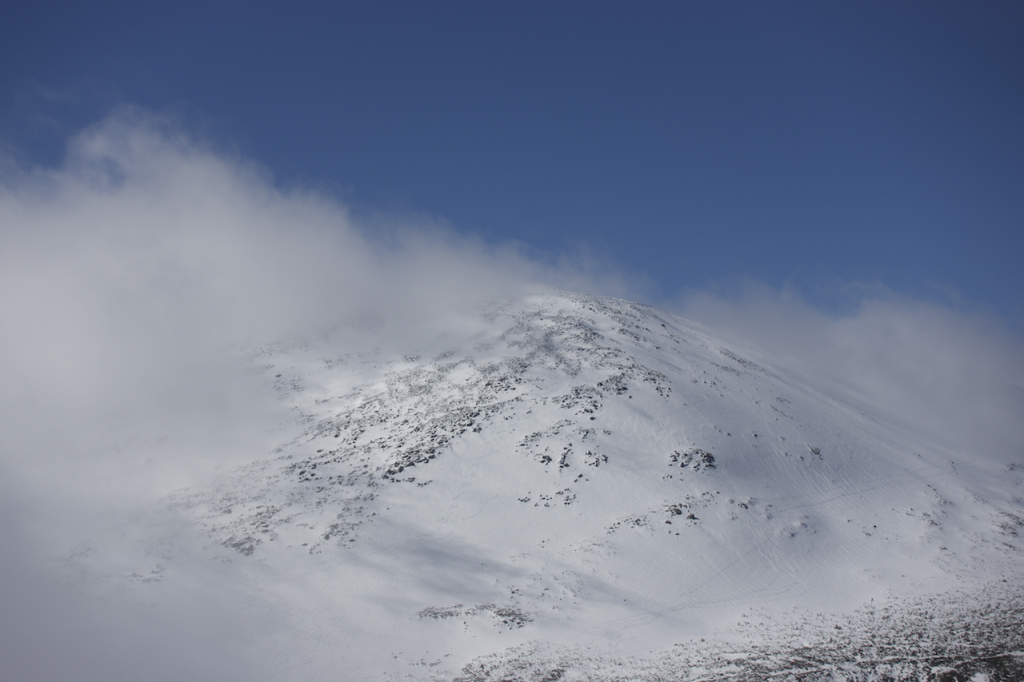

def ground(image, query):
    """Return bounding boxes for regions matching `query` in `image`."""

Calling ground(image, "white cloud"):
[0,107,631,482]
[677,283,1024,465]
[0,109,638,681]
[0,484,262,682]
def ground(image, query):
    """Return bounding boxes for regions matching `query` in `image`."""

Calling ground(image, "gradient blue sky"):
[2,1,1022,324]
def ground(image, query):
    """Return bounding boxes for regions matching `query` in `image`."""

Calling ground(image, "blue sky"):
[1,1,1022,324]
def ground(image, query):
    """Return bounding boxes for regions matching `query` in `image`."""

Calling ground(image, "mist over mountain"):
[10,290,1023,681]
[2,116,1023,681]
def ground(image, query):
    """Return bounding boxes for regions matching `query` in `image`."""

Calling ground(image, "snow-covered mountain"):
[59,291,1024,681]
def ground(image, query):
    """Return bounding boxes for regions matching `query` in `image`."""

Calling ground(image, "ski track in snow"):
[57,291,1024,681]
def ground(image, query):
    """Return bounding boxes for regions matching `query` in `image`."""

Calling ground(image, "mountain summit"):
[67,292,1024,680]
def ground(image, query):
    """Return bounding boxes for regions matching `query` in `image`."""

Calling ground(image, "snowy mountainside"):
[77,292,1024,680]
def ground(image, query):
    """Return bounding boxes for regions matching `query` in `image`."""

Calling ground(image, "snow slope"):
[58,291,1024,680]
